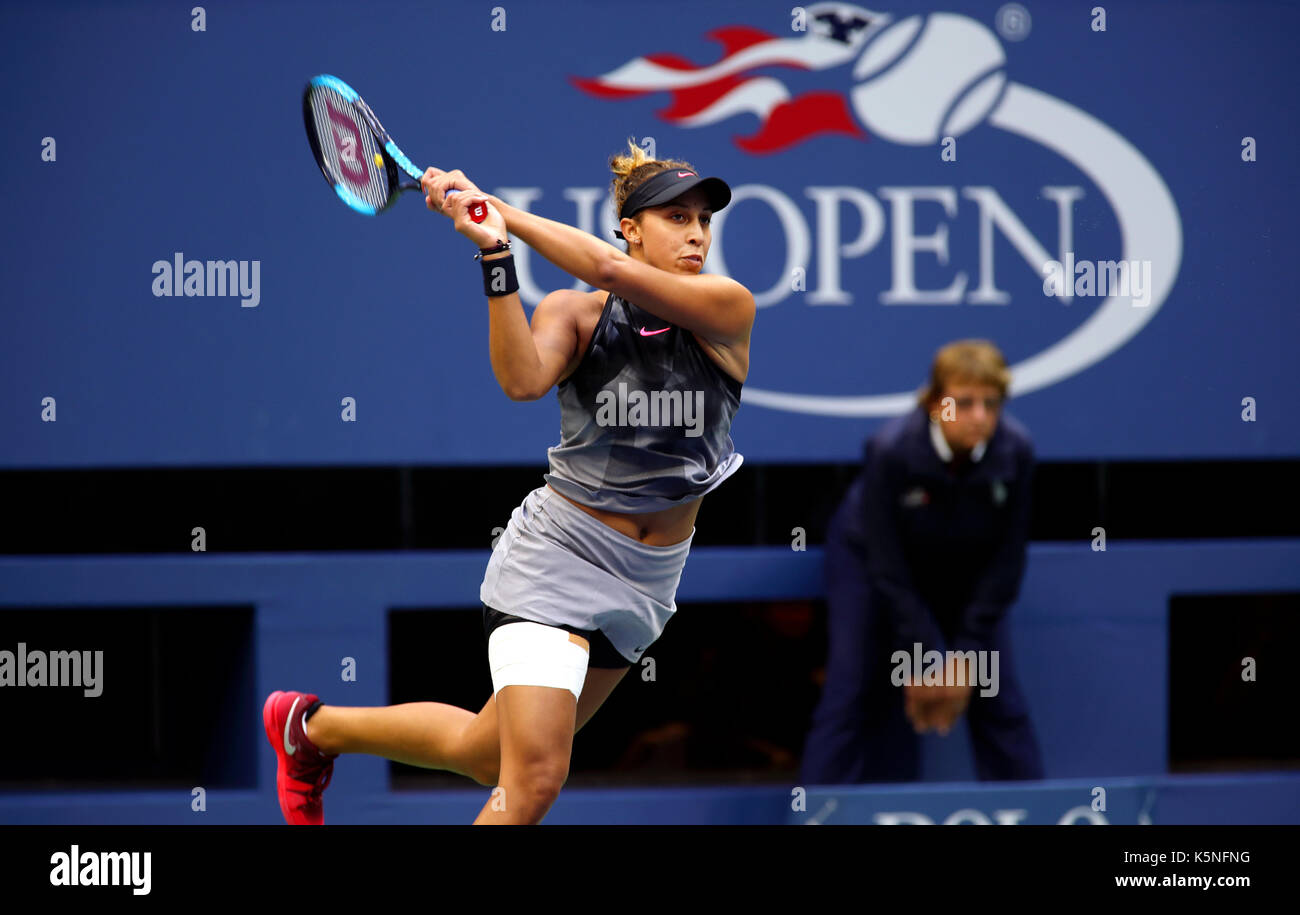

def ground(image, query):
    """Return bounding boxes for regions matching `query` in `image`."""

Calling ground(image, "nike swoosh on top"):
[676,171,695,178]
[639,326,670,336]
[284,696,301,756]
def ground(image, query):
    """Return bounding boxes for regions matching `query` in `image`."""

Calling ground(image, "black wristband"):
[481,253,519,298]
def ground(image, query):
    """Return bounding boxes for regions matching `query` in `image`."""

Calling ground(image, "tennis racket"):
[303,74,486,221]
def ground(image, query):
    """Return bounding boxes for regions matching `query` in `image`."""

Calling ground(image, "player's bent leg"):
[291,662,629,789]
[457,664,630,787]
[475,683,577,824]
[304,701,478,770]
[470,620,596,823]
[263,662,625,822]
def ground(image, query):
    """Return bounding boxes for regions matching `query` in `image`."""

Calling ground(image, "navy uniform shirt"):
[832,405,1035,655]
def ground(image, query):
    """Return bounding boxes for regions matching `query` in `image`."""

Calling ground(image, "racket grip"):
[443,189,488,223]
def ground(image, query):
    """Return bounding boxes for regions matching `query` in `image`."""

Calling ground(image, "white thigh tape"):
[488,621,590,701]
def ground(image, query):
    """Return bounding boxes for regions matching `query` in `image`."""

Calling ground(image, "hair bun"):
[609,138,653,179]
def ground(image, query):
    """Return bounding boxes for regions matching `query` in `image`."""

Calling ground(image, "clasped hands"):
[903,656,975,736]
[418,167,505,247]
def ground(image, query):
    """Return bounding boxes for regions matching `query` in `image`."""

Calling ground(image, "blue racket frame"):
[304,73,458,216]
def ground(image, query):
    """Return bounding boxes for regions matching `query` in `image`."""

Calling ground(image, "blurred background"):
[1,0,1297,824]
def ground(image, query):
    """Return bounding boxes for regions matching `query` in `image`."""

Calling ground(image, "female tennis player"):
[263,141,754,824]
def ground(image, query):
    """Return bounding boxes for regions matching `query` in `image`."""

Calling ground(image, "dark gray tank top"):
[543,292,744,512]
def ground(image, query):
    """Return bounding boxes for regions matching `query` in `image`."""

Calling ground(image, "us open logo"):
[559,2,1184,417]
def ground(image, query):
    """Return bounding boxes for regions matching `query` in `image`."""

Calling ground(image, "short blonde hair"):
[916,339,1012,411]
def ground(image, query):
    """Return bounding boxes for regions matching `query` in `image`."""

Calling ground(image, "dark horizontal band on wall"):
[0,461,1294,554]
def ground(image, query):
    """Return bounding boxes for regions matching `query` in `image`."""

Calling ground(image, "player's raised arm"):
[421,170,583,402]
[495,198,754,344]
[421,146,754,346]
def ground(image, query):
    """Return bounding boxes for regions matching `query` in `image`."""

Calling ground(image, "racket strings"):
[306,86,390,210]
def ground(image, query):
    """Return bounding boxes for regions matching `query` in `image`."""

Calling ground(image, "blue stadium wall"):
[2,541,1299,824]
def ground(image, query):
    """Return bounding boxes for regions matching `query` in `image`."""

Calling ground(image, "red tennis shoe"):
[263,690,336,825]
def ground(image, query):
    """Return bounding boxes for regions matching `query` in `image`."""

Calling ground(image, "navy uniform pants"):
[799,510,1045,784]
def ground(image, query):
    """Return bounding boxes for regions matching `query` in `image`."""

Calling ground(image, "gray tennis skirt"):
[479,485,694,666]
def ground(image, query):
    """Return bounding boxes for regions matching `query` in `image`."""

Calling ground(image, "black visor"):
[613,169,731,239]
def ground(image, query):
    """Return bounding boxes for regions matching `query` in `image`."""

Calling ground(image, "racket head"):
[303,75,404,215]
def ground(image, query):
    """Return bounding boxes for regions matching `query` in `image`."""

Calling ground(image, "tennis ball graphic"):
[849,13,1006,145]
